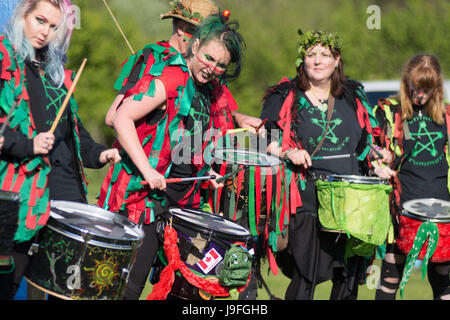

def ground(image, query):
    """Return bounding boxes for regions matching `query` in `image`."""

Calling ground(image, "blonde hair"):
[5,0,75,87]
[400,54,445,124]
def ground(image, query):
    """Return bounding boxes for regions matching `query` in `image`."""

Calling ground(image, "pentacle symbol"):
[311,113,342,145]
[410,120,443,158]
[84,255,120,296]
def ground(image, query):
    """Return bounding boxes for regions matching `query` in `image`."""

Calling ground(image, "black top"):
[261,84,366,214]
[165,83,213,207]
[398,106,449,204]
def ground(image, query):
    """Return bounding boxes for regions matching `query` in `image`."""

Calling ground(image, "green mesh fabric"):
[316,180,392,246]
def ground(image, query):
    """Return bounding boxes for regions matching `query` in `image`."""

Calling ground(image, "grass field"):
[85,167,434,301]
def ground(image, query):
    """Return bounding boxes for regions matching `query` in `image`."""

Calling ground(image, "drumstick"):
[216,166,246,183]
[0,99,19,138]
[140,175,217,185]
[311,154,353,161]
[102,0,135,54]
[49,58,87,134]
[255,118,267,134]
[367,142,384,159]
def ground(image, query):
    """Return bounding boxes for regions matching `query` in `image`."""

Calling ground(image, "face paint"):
[196,53,227,75]
[410,85,434,106]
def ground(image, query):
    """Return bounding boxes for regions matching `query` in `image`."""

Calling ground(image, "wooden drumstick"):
[49,58,87,134]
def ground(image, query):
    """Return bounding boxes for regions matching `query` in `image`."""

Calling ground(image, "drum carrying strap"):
[399,221,439,299]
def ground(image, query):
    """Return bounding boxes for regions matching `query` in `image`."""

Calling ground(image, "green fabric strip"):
[400,221,439,299]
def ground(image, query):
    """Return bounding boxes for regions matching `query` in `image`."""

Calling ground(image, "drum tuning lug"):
[121,268,130,282]
[28,243,40,256]
[81,229,93,243]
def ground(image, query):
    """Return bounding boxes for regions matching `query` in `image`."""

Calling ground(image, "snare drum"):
[316,175,392,245]
[0,191,20,255]
[25,201,144,300]
[397,198,450,263]
[152,208,251,300]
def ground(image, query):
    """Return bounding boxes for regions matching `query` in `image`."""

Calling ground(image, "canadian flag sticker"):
[197,248,223,274]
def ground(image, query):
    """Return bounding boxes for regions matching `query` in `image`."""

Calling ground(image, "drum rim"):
[49,200,145,246]
[321,174,390,185]
[169,207,251,241]
[213,147,282,167]
[402,198,450,223]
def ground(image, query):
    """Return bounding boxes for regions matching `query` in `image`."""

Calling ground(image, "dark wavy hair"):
[185,14,245,82]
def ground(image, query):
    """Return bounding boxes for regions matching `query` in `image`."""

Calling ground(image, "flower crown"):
[295,29,343,67]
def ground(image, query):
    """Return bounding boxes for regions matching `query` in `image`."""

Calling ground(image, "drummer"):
[260,30,380,300]
[105,0,261,136]
[373,54,450,300]
[0,0,121,299]
[97,15,246,300]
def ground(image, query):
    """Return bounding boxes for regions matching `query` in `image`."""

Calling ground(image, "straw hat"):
[160,0,220,26]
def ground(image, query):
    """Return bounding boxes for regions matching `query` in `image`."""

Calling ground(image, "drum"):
[151,207,251,300]
[0,191,20,255]
[316,175,392,246]
[25,200,144,300]
[211,147,283,238]
[397,198,450,263]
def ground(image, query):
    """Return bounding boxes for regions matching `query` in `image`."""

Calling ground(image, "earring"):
[335,64,339,69]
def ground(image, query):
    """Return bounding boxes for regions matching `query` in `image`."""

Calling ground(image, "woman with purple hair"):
[0,0,120,299]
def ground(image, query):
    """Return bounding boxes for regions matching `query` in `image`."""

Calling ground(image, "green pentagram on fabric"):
[311,112,342,144]
[42,77,66,111]
[410,120,443,158]
[188,92,210,137]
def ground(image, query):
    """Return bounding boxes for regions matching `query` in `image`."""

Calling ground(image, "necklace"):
[309,87,330,113]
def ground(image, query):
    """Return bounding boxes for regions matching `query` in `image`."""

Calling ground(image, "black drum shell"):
[25,202,144,300]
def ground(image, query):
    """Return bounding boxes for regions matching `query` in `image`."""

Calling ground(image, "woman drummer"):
[260,30,379,300]
[0,0,120,299]
[97,14,245,300]
[373,54,450,300]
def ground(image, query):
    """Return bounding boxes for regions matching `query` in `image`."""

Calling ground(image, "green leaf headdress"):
[295,29,343,67]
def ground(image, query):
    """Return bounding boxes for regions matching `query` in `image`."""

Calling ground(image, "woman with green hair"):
[261,30,380,300]
[97,14,246,300]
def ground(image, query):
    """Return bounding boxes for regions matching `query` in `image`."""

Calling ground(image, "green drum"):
[316,175,392,246]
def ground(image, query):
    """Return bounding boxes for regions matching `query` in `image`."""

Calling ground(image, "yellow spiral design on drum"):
[84,255,120,296]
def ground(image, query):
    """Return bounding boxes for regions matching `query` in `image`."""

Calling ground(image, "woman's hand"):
[208,169,224,190]
[144,169,167,191]
[284,148,312,169]
[371,146,393,165]
[0,136,4,150]
[33,132,55,155]
[99,148,121,164]
[373,163,396,180]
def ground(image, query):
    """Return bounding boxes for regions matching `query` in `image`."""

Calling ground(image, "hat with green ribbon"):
[295,29,343,67]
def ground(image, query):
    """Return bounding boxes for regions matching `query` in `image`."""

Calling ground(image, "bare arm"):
[112,79,167,190]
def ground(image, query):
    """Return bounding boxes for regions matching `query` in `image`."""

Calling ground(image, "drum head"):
[169,208,250,239]
[50,201,144,242]
[324,175,389,185]
[402,198,450,223]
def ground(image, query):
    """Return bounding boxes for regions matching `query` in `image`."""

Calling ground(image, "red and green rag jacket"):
[97,42,239,223]
[0,36,89,242]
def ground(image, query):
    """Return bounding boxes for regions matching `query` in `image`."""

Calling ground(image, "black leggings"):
[375,244,450,300]
[120,211,161,300]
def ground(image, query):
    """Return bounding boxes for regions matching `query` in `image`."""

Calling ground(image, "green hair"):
[186,14,245,82]
[295,29,343,67]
